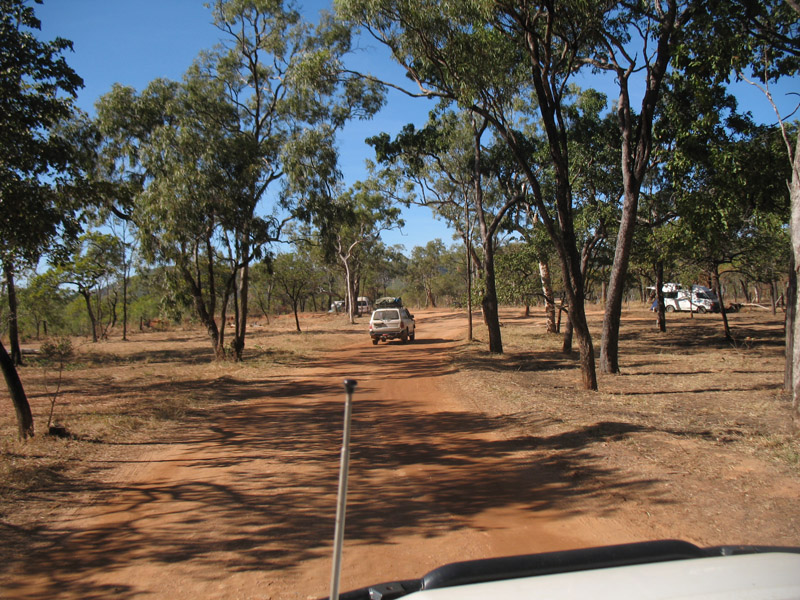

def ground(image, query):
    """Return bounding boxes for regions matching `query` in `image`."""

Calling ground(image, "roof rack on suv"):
[374,297,403,308]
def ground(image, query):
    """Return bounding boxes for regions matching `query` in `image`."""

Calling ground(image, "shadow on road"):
[1,324,666,600]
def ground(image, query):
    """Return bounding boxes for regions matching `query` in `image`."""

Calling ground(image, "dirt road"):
[2,311,656,599]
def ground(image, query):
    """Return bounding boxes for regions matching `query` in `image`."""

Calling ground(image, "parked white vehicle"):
[356,296,371,315]
[651,283,720,314]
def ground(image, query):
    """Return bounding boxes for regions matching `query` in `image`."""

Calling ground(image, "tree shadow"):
[1,328,667,599]
[1,403,664,599]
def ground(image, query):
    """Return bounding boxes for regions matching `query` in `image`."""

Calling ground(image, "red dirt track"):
[1,310,789,599]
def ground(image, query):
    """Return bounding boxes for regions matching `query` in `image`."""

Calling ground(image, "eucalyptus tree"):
[107,216,137,340]
[1,0,84,438]
[273,251,320,332]
[318,180,403,324]
[97,1,383,360]
[495,243,540,313]
[337,0,613,386]
[54,232,124,343]
[114,77,244,358]
[370,110,521,353]
[510,207,559,332]
[734,211,791,313]
[586,1,698,374]
[197,1,383,356]
[19,270,68,338]
[407,239,449,307]
[363,242,407,301]
[671,124,791,341]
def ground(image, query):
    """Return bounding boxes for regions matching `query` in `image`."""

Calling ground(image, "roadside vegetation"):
[2,0,799,440]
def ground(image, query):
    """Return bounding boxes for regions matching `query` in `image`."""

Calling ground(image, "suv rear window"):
[373,309,399,320]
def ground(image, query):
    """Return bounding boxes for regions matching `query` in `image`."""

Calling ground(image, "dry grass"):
[453,306,798,469]
[2,305,798,552]
[0,312,364,518]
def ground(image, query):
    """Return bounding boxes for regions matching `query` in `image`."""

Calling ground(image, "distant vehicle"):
[369,307,415,344]
[650,283,720,313]
[356,296,371,315]
[328,301,345,313]
[327,539,800,600]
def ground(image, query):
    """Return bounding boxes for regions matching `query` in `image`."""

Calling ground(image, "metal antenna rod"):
[329,379,357,600]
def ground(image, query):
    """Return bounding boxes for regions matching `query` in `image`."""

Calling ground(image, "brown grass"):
[1,305,798,554]
[454,306,798,468]
[0,313,363,514]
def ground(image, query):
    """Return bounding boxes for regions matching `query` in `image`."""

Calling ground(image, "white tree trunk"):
[790,129,800,425]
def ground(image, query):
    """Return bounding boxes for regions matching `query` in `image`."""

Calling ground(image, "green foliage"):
[17,271,69,338]
[38,336,73,364]
[0,0,85,268]
[405,239,463,306]
[55,232,123,294]
[494,243,539,306]
[676,0,799,85]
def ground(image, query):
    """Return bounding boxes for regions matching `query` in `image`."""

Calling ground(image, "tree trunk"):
[655,260,666,332]
[711,269,732,343]
[232,257,250,361]
[599,8,676,375]
[568,285,596,389]
[789,127,800,426]
[472,116,503,354]
[740,280,751,303]
[770,280,778,315]
[465,204,473,342]
[556,209,597,389]
[481,250,503,353]
[292,301,301,332]
[785,254,796,392]
[4,262,23,366]
[600,184,639,374]
[1,338,34,439]
[82,289,98,343]
[180,263,223,359]
[425,285,436,308]
[111,290,119,328]
[539,258,557,333]
[562,313,573,354]
[122,261,129,341]
[345,264,357,325]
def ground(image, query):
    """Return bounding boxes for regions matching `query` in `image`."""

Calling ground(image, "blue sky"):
[35,1,799,253]
[35,0,447,252]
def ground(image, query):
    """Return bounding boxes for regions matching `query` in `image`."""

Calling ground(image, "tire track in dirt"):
[1,310,640,600]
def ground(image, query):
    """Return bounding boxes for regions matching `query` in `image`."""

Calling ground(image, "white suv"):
[369,307,416,345]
